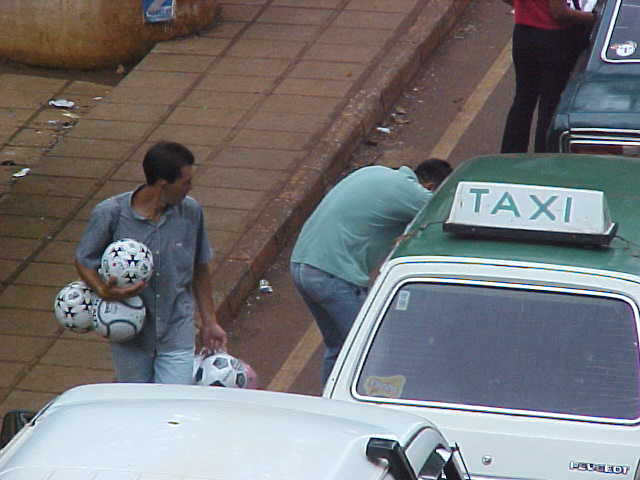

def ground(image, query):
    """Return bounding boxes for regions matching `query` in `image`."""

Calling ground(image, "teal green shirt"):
[291,165,432,287]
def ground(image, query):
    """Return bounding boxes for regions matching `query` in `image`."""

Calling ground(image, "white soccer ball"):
[100,238,153,287]
[53,280,97,333]
[194,351,248,388]
[93,296,146,342]
[193,350,207,379]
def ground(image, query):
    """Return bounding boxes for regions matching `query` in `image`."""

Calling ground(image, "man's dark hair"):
[415,158,452,187]
[143,141,195,185]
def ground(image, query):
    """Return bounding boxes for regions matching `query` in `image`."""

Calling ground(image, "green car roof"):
[392,154,640,276]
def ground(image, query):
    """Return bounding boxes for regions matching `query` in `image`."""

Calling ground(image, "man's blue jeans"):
[290,262,368,383]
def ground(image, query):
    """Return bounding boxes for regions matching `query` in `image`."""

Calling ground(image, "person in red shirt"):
[500,0,595,153]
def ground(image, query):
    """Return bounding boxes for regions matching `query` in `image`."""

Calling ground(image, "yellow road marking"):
[430,41,512,159]
[267,322,322,392]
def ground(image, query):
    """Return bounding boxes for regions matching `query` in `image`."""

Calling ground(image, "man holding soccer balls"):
[74,141,227,384]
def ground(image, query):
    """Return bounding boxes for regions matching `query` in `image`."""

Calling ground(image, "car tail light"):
[570,143,623,154]
[569,143,640,156]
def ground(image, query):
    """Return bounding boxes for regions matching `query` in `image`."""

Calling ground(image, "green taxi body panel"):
[571,75,640,114]
[391,154,640,276]
[554,74,640,129]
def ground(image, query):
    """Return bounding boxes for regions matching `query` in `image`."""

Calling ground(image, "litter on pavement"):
[12,168,31,178]
[48,99,75,108]
[258,279,273,294]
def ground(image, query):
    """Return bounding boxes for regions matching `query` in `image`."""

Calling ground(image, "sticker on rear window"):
[395,290,410,311]
[610,40,637,57]
[363,375,406,398]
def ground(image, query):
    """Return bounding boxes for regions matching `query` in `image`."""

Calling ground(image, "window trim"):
[351,277,640,425]
[600,0,640,63]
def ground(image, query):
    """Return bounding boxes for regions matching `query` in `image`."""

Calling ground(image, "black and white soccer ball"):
[194,351,248,388]
[100,238,153,287]
[93,296,146,342]
[53,280,97,333]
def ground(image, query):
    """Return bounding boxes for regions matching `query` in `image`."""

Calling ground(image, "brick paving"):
[0,0,469,416]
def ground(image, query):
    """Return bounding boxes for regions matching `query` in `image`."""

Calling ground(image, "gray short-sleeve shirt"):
[75,187,213,353]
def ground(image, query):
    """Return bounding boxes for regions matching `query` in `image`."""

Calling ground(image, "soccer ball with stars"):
[99,238,154,287]
[53,280,97,333]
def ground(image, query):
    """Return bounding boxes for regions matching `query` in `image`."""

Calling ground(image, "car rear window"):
[604,0,640,62]
[356,282,640,420]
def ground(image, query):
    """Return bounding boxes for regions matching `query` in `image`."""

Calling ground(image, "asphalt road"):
[230,0,518,396]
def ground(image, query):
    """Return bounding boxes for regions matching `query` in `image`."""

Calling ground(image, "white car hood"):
[0,384,436,480]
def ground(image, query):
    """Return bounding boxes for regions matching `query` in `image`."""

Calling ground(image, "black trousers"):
[501,24,584,153]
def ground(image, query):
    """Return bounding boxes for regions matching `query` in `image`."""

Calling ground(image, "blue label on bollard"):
[143,0,175,23]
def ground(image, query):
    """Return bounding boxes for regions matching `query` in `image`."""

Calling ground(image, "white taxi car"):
[0,383,466,480]
[324,154,640,480]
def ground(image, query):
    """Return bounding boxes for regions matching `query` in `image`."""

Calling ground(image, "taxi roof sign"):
[443,182,617,246]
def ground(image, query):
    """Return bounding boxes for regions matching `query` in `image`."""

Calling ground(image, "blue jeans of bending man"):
[290,262,368,383]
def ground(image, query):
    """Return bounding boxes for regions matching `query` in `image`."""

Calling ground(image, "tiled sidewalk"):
[0,77,114,197]
[0,0,469,416]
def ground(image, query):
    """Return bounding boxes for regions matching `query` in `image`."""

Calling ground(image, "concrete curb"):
[214,0,472,328]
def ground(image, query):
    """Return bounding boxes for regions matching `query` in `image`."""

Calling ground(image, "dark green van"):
[549,0,640,154]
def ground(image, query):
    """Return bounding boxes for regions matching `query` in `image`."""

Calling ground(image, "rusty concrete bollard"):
[0,0,219,70]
